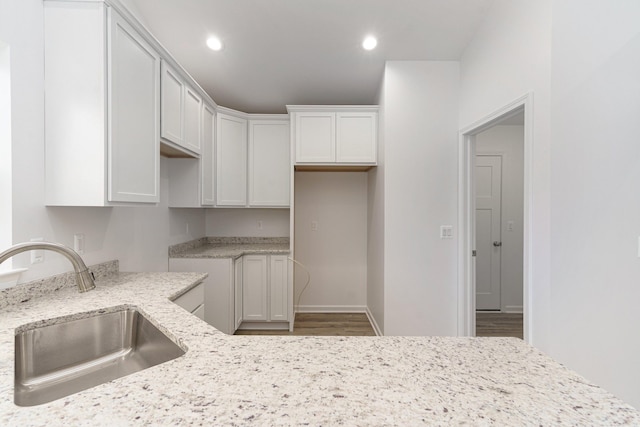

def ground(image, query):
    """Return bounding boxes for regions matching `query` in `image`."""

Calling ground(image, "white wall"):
[476,124,524,312]
[366,73,386,333]
[1,0,205,283]
[294,172,368,311]
[382,61,460,336]
[548,0,640,409]
[459,0,640,409]
[206,209,290,237]
[459,0,553,348]
[0,40,11,270]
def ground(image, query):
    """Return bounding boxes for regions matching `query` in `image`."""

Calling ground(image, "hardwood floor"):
[476,312,523,339]
[235,313,376,336]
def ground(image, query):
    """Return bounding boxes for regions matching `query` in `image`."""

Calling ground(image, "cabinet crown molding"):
[286,105,379,113]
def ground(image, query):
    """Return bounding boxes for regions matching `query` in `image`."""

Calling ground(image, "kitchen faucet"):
[0,242,95,292]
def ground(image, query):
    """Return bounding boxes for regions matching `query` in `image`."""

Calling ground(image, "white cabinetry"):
[269,255,289,321]
[294,112,335,163]
[248,120,290,207]
[167,101,215,207]
[289,106,378,167]
[44,2,160,206]
[161,61,202,155]
[242,255,268,321]
[216,113,248,206]
[169,258,239,335]
[242,255,289,324]
[201,103,216,205]
[172,282,205,320]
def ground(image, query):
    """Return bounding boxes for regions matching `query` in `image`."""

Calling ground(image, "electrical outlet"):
[257,220,263,230]
[507,221,514,232]
[311,221,318,232]
[74,233,85,254]
[440,226,453,239]
[30,237,44,264]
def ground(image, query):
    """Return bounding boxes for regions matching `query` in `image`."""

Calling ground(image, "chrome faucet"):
[0,242,96,292]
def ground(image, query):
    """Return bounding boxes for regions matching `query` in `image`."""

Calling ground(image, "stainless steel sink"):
[15,306,186,407]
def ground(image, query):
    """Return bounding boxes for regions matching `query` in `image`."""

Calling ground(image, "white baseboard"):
[237,321,289,331]
[295,305,367,313]
[503,306,523,314]
[365,307,382,336]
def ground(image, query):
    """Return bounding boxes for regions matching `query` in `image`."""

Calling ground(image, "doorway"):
[474,113,524,339]
[457,94,533,342]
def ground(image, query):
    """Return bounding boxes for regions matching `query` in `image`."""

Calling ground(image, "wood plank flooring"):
[476,312,523,339]
[235,313,376,336]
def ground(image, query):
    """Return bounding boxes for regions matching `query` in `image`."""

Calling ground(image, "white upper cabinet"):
[160,64,183,145]
[44,1,160,206]
[295,112,336,163]
[216,113,248,206]
[161,61,202,156]
[336,112,377,163]
[248,120,290,207]
[201,103,216,206]
[184,86,203,153]
[289,106,378,167]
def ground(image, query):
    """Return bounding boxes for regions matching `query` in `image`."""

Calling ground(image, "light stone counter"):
[169,237,289,260]
[1,268,639,425]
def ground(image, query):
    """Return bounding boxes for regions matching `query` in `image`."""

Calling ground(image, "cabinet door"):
[242,255,267,321]
[248,120,290,206]
[183,86,202,154]
[234,257,243,330]
[160,62,184,146]
[336,112,377,163]
[201,103,216,206]
[108,8,160,203]
[216,114,247,206]
[295,112,335,163]
[269,255,289,321]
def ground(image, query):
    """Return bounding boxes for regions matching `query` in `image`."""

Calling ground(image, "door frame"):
[457,93,533,342]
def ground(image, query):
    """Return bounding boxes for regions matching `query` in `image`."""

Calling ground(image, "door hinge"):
[472,250,477,257]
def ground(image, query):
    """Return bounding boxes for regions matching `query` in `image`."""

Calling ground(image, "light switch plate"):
[440,226,453,239]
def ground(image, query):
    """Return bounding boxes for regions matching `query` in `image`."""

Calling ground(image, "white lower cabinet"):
[172,282,204,319]
[169,258,238,335]
[242,256,268,321]
[169,253,289,332]
[242,255,289,323]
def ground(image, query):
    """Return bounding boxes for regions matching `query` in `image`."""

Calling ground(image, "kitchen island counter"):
[1,268,638,426]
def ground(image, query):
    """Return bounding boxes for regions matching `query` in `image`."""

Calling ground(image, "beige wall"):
[294,171,368,311]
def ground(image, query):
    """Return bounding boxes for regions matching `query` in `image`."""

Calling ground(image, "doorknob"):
[493,241,502,247]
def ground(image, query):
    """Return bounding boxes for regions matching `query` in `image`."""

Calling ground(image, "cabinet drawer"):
[173,282,204,313]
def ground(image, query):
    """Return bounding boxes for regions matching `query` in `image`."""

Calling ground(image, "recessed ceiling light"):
[362,36,377,51]
[206,36,223,51]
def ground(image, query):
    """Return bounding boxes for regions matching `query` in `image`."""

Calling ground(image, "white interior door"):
[475,155,502,310]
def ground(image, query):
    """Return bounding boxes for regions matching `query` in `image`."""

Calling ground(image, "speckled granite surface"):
[1,272,639,425]
[169,237,290,259]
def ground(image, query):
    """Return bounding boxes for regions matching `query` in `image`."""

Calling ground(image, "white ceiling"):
[129,0,495,114]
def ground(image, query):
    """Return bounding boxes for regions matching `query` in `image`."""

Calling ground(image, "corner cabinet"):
[288,106,378,169]
[248,120,290,207]
[44,1,160,206]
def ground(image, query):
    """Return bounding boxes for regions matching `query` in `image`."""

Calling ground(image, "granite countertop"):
[1,267,639,425]
[169,237,290,259]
